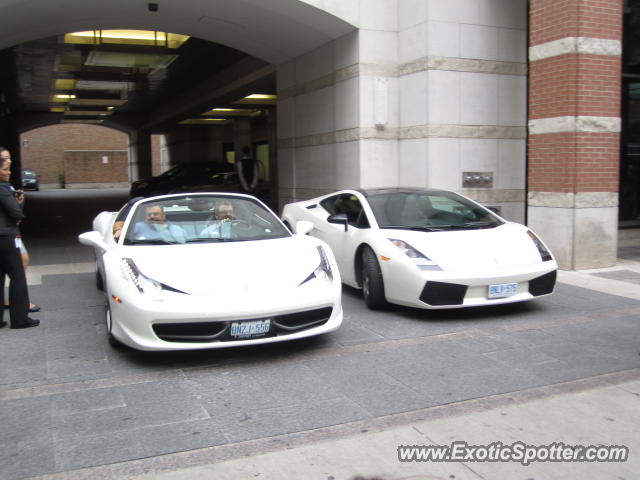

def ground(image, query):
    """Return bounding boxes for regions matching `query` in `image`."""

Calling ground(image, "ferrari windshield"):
[367,191,503,230]
[122,194,290,245]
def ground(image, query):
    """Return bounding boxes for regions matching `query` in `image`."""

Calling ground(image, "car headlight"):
[121,258,163,300]
[389,238,442,271]
[527,230,553,262]
[299,246,334,286]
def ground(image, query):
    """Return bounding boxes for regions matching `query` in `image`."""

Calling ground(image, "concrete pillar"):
[527,0,622,270]
[129,130,152,181]
[266,107,278,210]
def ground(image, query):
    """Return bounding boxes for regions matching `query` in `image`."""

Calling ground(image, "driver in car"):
[199,201,235,238]
[133,204,187,243]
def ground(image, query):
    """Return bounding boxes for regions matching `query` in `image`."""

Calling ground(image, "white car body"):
[79,193,342,351]
[282,188,558,309]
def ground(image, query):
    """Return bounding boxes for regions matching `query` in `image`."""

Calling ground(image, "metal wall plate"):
[462,171,493,188]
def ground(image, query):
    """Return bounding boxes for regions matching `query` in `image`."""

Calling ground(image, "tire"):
[361,246,387,309]
[104,294,124,349]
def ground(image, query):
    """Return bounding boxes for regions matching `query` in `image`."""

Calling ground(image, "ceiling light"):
[64,30,189,48]
[75,80,134,91]
[202,108,258,116]
[84,51,178,69]
[233,94,277,105]
[245,94,276,99]
[54,79,76,90]
[69,98,126,106]
[52,94,77,102]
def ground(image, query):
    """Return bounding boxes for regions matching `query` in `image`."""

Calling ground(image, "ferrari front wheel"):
[104,293,124,349]
[361,246,387,309]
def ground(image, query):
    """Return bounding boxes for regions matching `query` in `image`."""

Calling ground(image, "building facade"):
[278,0,624,270]
[3,0,631,271]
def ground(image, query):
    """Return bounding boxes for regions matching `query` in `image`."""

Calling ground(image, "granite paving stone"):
[53,418,228,472]
[215,396,370,444]
[0,396,55,480]
[50,388,126,416]
[52,379,210,440]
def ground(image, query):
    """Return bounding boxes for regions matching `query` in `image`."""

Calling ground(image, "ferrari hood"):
[119,236,324,296]
[383,223,548,271]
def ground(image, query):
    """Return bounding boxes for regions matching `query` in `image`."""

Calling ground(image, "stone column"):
[528,0,622,270]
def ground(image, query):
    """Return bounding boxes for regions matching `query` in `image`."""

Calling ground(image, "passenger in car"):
[132,204,186,243]
[199,201,234,238]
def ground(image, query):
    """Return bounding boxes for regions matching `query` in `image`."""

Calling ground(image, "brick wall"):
[528,132,619,192]
[20,124,128,185]
[528,0,622,195]
[529,55,620,119]
[529,0,622,44]
[64,151,129,184]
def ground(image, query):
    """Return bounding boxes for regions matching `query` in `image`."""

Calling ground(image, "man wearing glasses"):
[199,201,235,238]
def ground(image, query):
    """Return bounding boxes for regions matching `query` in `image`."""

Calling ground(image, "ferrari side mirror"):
[327,213,348,232]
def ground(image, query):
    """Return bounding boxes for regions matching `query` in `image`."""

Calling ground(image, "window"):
[321,194,370,228]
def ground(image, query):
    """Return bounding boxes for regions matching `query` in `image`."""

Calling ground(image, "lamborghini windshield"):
[367,191,503,231]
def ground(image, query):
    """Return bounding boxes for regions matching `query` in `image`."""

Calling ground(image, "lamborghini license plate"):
[488,282,518,299]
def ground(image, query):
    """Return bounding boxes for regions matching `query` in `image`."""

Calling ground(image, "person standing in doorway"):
[236,146,259,193]
[0,149,39,328]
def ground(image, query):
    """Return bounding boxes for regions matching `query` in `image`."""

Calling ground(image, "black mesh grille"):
[420,281,468,306]
[153,322,228,342]
[273,307,332,330]
[529,270,557,296]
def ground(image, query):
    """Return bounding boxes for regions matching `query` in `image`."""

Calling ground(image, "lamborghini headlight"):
[389,239,442,271]
[299,246,334,286]
[527,230,553,262]
[121,258,163,300]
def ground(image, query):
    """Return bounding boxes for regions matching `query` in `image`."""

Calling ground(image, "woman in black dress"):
[0,150,39,329]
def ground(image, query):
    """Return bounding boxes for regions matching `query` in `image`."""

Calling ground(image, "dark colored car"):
[129,162,232,197]
[169,171,270,202]
[21,168,39,191]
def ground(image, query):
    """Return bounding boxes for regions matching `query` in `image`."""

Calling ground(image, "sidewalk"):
[132,371,640,480]
[36,230,640,480]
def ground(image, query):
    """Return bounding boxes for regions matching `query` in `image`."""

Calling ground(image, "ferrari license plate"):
[230,319,271,339]
[488,282,518,299]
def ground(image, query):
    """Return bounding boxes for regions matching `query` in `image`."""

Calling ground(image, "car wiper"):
[459,221,496,229]
[185,238,236,243]
[380,225,446,232]
[125,239,181,245]
[417,222,497,231]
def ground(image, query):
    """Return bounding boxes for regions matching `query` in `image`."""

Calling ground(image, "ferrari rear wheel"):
[361,246,387,309]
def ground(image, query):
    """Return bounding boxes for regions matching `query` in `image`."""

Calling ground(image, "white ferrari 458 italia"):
[79,193,342,351]
[282,188,557,310]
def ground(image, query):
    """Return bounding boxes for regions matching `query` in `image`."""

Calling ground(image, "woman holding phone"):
[0,147,39,329]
